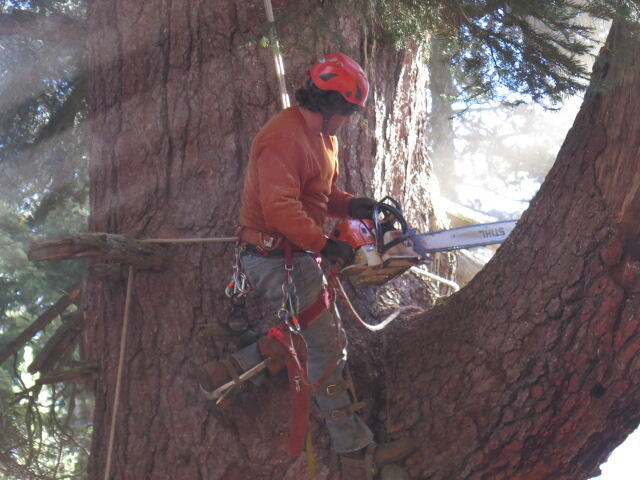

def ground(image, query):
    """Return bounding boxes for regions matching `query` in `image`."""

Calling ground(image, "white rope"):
[332,277,424,332]
[141,236,238,244]
[411,265,460,292]
[103,265,134,480]
[263,0,290,109]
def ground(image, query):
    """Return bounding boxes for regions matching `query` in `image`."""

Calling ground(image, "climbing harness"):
[224,245,252,332]
[225,246,252,303]
[277,242,302,334]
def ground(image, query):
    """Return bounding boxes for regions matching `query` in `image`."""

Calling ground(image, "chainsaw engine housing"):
[330,218,421,286]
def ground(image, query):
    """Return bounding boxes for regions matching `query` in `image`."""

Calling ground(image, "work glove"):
[321,238,355,266]
[348,197,377,219]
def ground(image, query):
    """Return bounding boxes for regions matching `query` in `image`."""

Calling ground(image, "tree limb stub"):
[34,363,99,387]
[28,310,84,375]
[28,233,169,270]
[0,285,80,367]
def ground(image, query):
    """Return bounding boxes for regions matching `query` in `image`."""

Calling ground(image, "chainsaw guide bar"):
[333,199,517,286]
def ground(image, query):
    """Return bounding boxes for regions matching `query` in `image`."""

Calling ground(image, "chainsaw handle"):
[372,198,410,253]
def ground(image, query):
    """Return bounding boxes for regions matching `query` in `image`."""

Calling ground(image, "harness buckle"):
[325,383,345,396]
[278,309,302,334]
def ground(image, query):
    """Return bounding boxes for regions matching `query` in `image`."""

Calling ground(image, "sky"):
[591,428,640,479]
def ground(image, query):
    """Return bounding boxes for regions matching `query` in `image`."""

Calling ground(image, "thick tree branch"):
[382,21,640,480]
[28,233,169,270]
[0,10,86,47]
[0,285,81,366]
[33,363,98,387]
[28,310,84,374]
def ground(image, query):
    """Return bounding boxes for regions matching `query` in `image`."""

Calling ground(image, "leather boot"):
[196,357,243,409]
[340,438,415,480]
[197,337,289,405]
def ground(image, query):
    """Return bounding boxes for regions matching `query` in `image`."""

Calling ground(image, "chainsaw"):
[330,197,517,286]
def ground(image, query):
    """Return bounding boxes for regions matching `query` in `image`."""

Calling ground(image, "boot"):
[196,357,244,409]
[196,337,289,405]
[340,438,415,480]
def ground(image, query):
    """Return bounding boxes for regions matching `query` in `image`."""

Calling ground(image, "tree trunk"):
[84,1,441,479]
[382,22,640,479]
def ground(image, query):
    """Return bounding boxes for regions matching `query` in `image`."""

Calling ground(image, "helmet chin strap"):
[321,108,337,134]
[321,114,331,134]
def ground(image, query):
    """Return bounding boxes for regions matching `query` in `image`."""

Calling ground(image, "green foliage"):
[375,0,640,104]
[1,1,90,478]
[0,191,89,479]
[266,0,638,104]
[0,0,87,209]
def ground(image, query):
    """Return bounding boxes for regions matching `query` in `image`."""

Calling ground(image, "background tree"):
[427,13,613,218]
[0,1,91,478]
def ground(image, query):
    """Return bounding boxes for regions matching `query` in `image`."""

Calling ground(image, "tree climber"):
[198,52,414,479]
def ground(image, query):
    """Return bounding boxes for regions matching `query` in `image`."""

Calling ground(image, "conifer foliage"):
[376,0,639,103]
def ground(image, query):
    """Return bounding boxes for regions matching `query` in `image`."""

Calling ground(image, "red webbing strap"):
[268,326,310,456]
[298,285,332,330]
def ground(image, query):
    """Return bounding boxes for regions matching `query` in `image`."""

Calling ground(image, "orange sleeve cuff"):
[327,190,353,218]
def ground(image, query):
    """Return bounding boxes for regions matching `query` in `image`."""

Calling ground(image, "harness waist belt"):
[237,226,290,251]
[243,243,308,258]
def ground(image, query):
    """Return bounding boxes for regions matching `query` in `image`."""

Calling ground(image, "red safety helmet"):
[308,52,369,107]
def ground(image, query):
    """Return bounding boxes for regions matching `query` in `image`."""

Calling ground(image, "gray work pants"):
[233,251,373,453]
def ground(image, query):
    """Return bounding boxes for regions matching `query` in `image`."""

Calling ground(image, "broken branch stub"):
[28,310,84,375]
[0,285,81,366]
[28,233,168,270]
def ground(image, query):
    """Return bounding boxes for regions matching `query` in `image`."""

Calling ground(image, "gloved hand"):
[321,238,355,266]
[348,197,376,219]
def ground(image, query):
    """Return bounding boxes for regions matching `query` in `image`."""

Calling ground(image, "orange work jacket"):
[238,107,353,252]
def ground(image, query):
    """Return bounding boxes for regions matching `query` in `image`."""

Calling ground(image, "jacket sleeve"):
[326,142,353,218]
[326,174,353,218]
[256,141,328,252]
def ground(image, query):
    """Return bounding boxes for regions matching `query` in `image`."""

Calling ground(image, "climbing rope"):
[263,0,290,109]
[104,265,134,480]
[411,265,460,292]
[103,236,241,478]
[331,276,424,332]
[141,236,238,244]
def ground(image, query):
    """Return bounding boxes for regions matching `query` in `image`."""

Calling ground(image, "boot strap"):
[223,358,242,386]
[340,443,377,480]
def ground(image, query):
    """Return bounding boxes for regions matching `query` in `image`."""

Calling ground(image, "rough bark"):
[381,22,640,480]
[83,2,639,480]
